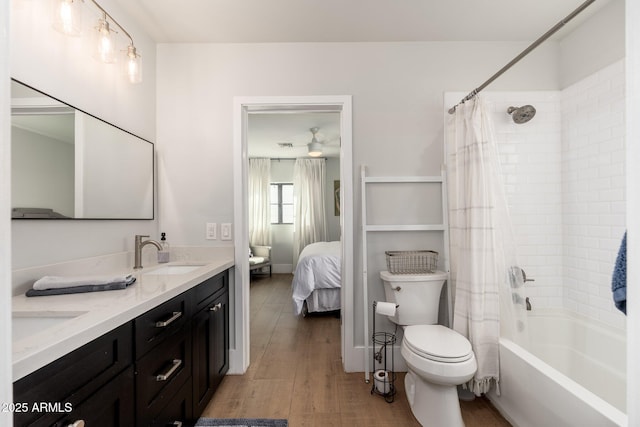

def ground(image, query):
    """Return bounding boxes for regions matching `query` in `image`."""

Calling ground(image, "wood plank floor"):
[202,274,511,427]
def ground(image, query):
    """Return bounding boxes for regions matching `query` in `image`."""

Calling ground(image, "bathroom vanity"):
[11,259,233,427]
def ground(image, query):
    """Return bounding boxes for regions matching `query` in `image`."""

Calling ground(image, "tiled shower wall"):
[480,59,626,330]
[561,60,626,329]
[486,91,565,310]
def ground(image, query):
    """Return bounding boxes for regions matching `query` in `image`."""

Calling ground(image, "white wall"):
[77,112,153,219]
[1,1,12,424]
[157,41,561,351]
[559,0,625,88]
[625,0,640,422]
[10,0,158,272]
[11,126,75,217]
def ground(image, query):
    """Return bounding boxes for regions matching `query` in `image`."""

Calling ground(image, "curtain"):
[248,158,271,246]
[446,97,527,395]
[293,158,327,266]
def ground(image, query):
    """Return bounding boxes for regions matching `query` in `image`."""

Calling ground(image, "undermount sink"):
[12,311,87,342]
[143,264,205,276]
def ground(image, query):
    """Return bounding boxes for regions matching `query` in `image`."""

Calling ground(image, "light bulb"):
[52,0,82,36]
[124,45,143,84]
[95,17,115,63]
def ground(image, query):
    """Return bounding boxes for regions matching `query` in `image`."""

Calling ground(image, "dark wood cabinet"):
[52,367,135,427]
[192,288,229,416]
[192,273,230,417]
[13,268,230,427]
[13,322,133,427]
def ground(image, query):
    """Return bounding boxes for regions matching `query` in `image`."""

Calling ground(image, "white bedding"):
[292,241,341,315]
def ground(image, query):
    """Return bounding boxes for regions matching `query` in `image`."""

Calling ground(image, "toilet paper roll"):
[375,301,397,317]
[374,369,390,394]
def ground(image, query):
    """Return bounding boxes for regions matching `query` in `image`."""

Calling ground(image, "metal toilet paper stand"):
[371,301,397,403]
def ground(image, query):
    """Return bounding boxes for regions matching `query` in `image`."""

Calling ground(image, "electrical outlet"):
[221,223,232,241]
[206,223,217,240]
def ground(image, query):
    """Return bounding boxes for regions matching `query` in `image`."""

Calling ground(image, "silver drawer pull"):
[67,421,85,427]
[156,359,182,381]
[155,311,182,328]
[209,303,222,312]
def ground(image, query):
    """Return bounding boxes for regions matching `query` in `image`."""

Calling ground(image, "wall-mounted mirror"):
[10,79,154,219]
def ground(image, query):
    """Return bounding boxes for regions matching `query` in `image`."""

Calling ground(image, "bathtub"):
[488,308,627,427]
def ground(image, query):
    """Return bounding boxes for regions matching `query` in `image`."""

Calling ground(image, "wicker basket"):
[385,250,438,274]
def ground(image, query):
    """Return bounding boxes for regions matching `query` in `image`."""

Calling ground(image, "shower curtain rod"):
[447,0,596,114]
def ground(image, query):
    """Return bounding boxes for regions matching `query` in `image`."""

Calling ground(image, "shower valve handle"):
[522,270,535,283]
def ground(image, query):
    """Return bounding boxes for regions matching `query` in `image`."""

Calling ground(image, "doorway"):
[232,96,354,374]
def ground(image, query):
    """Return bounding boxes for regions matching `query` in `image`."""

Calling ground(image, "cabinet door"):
[192,289,229,417]
[14,322,133,427]
[50,367,135,427]
[150,379,193,427]
[210,290,229,388]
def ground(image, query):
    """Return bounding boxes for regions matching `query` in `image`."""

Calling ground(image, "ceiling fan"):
[275,126,340,157]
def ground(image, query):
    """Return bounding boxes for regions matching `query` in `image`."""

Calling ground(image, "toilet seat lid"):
[403,325,473,363]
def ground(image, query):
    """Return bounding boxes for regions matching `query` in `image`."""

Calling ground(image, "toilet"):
[380,270,477,427]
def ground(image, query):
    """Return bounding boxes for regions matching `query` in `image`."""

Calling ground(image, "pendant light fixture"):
[52,0,83,36]
[94,12,115,63]
[124,44,143,84]
[51,0,143,84]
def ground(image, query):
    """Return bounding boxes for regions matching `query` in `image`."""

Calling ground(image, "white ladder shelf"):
[360,165,451,382]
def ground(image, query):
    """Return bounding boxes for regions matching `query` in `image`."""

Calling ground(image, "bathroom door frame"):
[232,95,354,374]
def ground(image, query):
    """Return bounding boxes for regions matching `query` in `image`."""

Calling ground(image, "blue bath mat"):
[194,419,287,427]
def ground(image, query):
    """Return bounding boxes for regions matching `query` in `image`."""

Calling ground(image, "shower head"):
[507,105,536,124]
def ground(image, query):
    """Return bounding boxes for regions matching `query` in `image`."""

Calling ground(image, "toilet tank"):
[380,270,448,325]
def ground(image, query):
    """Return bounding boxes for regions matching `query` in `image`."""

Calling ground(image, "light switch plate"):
[221,223,232,241]
[206,223,217,240]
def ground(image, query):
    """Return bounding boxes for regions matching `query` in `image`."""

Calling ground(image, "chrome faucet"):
[134,234,163,269]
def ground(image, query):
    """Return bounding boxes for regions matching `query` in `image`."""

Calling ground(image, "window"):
[270,183,293,224]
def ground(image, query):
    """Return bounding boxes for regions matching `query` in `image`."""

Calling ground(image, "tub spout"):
[526,297,532,311]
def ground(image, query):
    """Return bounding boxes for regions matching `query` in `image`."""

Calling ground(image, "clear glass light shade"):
[52,0,83,36]
[308,142,323,157]
[124,45,143,84]
[94,17,116,63]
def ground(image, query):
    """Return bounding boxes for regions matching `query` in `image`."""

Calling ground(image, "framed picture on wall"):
[334,180,340,216]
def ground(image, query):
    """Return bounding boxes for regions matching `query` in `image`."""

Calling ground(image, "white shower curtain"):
[248,158,271,246]
[446,97,527,395]
[292,158,327,266]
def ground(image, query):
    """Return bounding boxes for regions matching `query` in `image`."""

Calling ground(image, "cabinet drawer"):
[14,322,133,427]
[136,324,192,426]
[135,291,193,358]
[194,270,228,312]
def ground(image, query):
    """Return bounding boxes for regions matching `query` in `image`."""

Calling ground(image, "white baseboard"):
[227,349,246,375]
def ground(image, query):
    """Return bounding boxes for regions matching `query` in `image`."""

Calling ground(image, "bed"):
[291,241,341,315]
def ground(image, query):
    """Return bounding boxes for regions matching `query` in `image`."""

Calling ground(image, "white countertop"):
[11,255,234,382]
